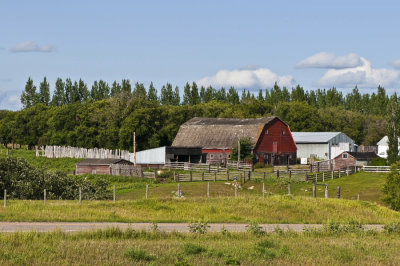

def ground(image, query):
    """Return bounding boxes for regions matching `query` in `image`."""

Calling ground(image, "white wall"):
[131,146,166,164]
[296,143,329,160]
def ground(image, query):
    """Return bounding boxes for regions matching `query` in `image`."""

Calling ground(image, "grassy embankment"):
[0,149,81,173]
[1,195,399,224]
[0,229,400,265]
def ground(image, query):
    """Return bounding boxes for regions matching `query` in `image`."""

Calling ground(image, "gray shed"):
[291,132,355,160]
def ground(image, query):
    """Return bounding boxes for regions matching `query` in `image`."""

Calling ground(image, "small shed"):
[332,151,378,170]
[76,158,133,175]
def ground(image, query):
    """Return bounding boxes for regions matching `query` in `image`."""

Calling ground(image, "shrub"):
[182,243,206,255]
[124,248,155,261]
[368,157,387,166]
[246,222,265,235]
[188,222,209,234]
[382,162,400,210]
[0,157,111,200]
[383,222,400,233]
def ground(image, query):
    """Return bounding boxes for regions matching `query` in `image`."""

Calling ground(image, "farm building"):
[130,146,203,166]
[171,116,297,165]
[76,158,133,175]
[377,136,400,158]
[291,132,355,160]
[332,151,378,170]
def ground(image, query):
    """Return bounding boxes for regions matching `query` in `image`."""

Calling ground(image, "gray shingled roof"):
[171,116,280,149]
[291,132,341,143]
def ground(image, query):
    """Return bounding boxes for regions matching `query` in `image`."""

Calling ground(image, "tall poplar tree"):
[183,82,191,105]
[387,95,400,164]
[39,77,50,105]
[51,78,65,106]
[147,82,158,102]
[20,77,38,108]
[121,79,131,93]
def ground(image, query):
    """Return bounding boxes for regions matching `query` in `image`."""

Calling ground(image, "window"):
[227,154,231,159]
[219,154,223,159]
[342,153,348,159]
[265,129,268,135]
[282,130,286,135]
[210,154,214,159]
[92,169,97,174]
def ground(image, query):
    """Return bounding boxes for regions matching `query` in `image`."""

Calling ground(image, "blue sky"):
[1,0,400,110]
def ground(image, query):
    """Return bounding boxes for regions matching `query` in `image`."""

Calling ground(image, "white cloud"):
[0,91,21,110]
[297,52,363,69]
[318,57,400,88]
[196,68,294,89]
[10,41,54,53]
[390,60,400,69]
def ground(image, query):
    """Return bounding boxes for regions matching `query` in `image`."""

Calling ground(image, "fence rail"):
[164,162,252,172]
[362,166,391,173]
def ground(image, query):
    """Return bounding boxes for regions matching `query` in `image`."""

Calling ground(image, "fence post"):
[357,194,360,200]
[338,168,341,178]
[207,182,210,198]
[248,171,251,181]
[276,170,280,179]
[202,172,205,181]
[312,182,316,198]
[289,170,292,179]
[322,172,325,182]
[173,171,176,182]
[263,171,266,181]
[190,171,192,182]
[44,189,47,205]
[331,170,334,180]
[208,164,211,173]
[113,185,116,203]
[346,168,349,176]
[325,185,328,198]
[145,184,149,199]
[178,183,181,197]
[3,189,6,208]
[315,174,317,183]
[79,187,82,204]
[240,173,243,185]
[226,169,229,181]
[288,183,291,195]
[235,184,238,197]
[262,183,265,198]
[337,186,341,199]
[214,172,217,182]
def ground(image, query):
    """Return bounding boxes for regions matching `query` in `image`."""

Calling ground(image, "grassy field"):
[1,195,399,224]
[0,229,400,265]
[0,149,81,172]
[109,171,387,203]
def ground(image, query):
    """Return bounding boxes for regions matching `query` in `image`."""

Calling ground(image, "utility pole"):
[133,132,137,166]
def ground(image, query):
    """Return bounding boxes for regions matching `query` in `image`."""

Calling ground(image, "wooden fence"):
[164,162,252,172]
[362,166,391,173]
[174,166,358,183]
[110,165,156,179]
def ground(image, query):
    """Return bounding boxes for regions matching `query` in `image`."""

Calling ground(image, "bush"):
[383,222,400,233]
[0,157,111,200]
[382,163,400,211]
[368,157,387,166]
[182,243,206,255]
[246,222,265,235]
[188,222,209,234]
[124,248,155,261]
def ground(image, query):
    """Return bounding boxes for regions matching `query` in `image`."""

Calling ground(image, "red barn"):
[171,116,297,165]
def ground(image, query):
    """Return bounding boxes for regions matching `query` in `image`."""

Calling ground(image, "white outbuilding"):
[376,136,400,158]
[291,132,356,160]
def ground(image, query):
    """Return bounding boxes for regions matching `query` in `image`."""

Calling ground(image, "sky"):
[1,0,400,110]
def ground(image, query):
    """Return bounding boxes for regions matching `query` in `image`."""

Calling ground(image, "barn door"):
[273,141,278,154]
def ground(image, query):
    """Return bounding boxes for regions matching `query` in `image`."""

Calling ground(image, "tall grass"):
[1,195,399,224]
[0,229,400,265]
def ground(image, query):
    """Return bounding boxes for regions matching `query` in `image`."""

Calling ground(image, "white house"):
[291,132,356,160]
[376,136,400,158]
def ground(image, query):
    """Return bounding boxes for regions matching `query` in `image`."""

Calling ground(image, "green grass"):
[0,149,82,173]
[1,195,399,224]
[1,229,400,265]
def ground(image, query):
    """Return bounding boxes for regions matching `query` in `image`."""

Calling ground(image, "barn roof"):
[171,116,280,149]
[347,152,378,160]
[76,158,133,166]
[291,132,342,143]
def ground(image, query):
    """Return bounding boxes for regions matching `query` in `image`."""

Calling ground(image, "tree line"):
[20,77,390,117]
[0,78,390,152]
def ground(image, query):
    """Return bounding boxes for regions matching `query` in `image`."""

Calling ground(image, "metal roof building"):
[291,132,355,160]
